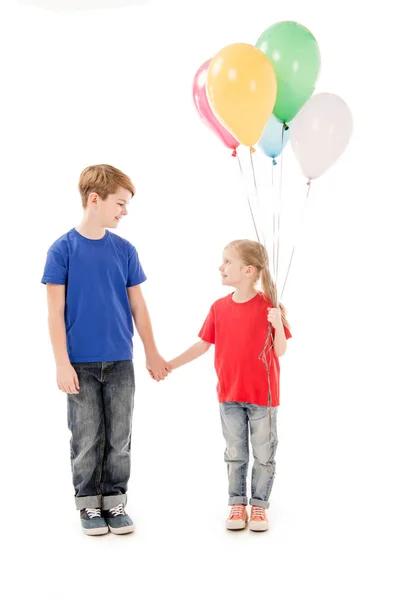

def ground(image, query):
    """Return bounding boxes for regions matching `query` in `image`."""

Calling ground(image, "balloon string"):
[272,161,278,283]
[239,148,278,446]
[280,180,312,300]
[274,124,286,300]
[254,146,277,429]
[249,147,267,250]
[258,323,276,454]
[236,151,261,244]
[270,159,275,280]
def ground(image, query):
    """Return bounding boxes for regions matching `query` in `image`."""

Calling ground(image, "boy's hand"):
[267,307,283,330]
[57,363,80,394]
[146,353,171,382]
[148,361,173,381]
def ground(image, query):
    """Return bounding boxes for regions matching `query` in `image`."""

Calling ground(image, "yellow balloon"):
[207,43,277,147]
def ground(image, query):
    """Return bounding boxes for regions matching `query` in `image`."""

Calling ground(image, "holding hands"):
[146,351,171,382]
[147,340,209,381]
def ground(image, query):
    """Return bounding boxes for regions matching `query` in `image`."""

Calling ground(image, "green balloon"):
[256,21,320,123]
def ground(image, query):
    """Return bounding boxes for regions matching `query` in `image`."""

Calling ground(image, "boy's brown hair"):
[78,164,135,208]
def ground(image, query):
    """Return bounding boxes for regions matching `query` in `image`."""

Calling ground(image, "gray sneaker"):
[103,503,135,535]
[80,508,109,536]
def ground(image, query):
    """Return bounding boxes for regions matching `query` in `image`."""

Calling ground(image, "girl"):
[168,240,291,531]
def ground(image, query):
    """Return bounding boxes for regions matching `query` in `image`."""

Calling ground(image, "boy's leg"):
[248,405,278,509]
[100,360,135,509]
[67,363,104,510]
[219,402,249,506]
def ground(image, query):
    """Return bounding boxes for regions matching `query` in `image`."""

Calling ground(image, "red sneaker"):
[249,506,269,531]
[226,504,248,530]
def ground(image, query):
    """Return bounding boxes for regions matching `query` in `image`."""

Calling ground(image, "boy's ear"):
[87,192,98,206]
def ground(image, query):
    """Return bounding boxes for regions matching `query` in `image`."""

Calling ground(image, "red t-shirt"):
[198,292,292,407]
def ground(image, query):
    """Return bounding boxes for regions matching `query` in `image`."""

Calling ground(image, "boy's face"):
[89,186,132,228]
[219,247,252,287]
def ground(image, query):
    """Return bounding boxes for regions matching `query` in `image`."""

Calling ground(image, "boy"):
[41,164,170,535]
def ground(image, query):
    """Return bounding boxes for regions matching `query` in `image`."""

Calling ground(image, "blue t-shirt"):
[41,228,146,362]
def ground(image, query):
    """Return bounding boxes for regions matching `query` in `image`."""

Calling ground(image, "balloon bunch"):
[192,20,353,181]
[192,21,353,409]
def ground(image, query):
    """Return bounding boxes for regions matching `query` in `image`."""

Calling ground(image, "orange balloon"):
[207,43,277,147]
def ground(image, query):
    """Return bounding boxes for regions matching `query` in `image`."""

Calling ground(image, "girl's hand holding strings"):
[267,307,283,330]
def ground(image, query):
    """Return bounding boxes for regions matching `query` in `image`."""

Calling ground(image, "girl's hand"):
[267,307,283,330]
[146,353,171,382]
[148,361,173,381]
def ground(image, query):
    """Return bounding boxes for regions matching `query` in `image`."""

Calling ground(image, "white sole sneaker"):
[109,524,135,535]
[226,517,248,530]
[82,526,109,536]
[249,520,269,532]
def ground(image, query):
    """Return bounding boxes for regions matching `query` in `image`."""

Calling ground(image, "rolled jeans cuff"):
[75,495,102,510]
[228,496,248,506]
[250,498,270,509]
[102,494,127,510]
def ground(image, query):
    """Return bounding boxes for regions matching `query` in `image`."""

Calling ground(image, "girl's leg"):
[248,405,278,508]
[219,402,249,505]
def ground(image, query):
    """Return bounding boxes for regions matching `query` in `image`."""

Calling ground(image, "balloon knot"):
[272,158,277,166]
[284,123,289,131]
[307,179,311,186]
[232,149,237,157]
[250,146,256,153]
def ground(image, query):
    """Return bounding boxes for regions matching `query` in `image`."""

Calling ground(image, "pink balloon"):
[193,59,239,155]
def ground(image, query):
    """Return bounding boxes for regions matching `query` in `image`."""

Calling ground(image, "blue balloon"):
[258,115,291,161]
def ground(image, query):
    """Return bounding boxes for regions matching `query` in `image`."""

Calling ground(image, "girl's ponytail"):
[260,263,290,330]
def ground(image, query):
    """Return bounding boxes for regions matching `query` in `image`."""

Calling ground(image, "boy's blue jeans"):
[67,361,135,510]
[219,402,278,509]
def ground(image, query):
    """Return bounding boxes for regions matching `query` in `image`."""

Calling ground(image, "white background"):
[1,0,399,598]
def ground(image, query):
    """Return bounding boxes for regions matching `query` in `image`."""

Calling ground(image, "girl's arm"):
[273,325,287,357]
[267,307,288,357]
[169,340,211,370]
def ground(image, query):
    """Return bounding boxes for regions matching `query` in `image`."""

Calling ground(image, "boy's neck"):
[76,217,106,241]
[232,286,258,304]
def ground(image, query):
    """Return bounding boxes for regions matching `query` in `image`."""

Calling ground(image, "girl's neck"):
[76,215,106,240]
[232,286,258,304]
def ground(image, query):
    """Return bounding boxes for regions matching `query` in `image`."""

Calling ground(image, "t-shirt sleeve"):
[198,305,216,344]
[41,249,67,285]
[127,246,147,287]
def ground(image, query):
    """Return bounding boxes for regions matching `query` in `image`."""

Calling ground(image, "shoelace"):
[230,505,245,518]
[109,503,125,517]
[251,507,265,519]
[85,508,101,519]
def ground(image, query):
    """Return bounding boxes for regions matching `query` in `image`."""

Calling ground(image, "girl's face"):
[219,247,253,287]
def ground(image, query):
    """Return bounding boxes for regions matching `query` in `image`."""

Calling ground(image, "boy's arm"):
[46,284,80,394]
[169,340,211,370]
[127,285,170,382]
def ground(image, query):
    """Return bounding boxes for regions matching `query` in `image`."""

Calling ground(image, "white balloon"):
[290,92,353,180]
